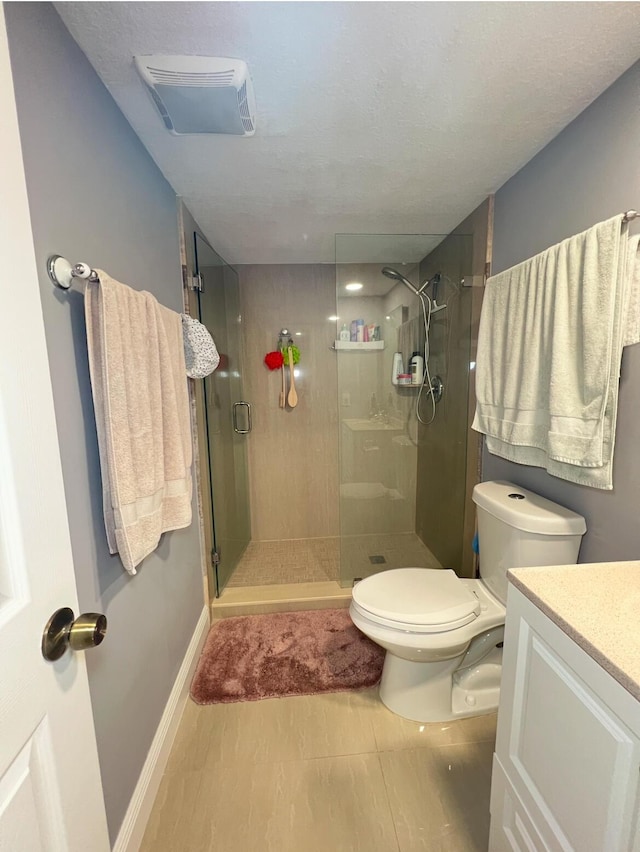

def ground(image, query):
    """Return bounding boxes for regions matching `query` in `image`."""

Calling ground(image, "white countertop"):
[508,561,640,701]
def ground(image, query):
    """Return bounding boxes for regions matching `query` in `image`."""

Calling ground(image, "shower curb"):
[211,581,351,619]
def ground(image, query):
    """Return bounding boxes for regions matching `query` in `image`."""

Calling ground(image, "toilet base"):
[378,651,501,723]
[451,645,502,719]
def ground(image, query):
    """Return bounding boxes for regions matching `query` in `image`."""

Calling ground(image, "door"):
[0,13,109,850]
[194,233,251,596]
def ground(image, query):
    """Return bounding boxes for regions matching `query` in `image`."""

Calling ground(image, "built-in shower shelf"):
[332,340,385,351]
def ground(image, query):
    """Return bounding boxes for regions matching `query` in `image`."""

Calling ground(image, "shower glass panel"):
[335,233,473,587]
[194,233,251,596]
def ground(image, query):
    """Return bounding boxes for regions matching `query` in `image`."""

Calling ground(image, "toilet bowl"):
[350,568,505,721]
[349,480,587,723]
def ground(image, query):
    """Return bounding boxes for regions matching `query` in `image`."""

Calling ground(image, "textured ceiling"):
[56,2,640,264]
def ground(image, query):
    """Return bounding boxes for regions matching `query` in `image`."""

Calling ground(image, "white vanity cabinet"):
[489,582,640,852]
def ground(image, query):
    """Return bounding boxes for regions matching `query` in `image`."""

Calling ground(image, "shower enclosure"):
[335,233,476,587]
[192,232,251,596]
[187,211,486,600]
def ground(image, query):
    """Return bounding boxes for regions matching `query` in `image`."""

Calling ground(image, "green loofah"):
[284,344,300,365]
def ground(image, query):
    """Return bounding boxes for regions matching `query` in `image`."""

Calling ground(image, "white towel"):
[85,271,193,573]
[472,217,640,490]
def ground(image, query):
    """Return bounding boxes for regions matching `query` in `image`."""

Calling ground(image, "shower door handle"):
[233,401,252,434]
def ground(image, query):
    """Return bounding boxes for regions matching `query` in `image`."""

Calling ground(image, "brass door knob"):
[42,607,107,661]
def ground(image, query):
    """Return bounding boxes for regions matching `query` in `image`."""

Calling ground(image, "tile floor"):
[227,533,442,588]
[341,532,442,583]
[141,688,496,851]
[227,537,340,587]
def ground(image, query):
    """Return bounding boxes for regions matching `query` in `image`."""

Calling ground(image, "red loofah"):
[264,350,284,370]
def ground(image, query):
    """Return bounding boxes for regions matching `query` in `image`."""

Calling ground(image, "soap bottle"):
[391,353,403,386]
[410,351,424,384]
[339,323,350,342]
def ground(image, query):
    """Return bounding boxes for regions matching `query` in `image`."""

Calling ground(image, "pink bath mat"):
[190,608,384,704]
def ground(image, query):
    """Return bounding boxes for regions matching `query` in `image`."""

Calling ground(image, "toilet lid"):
[352,568,480,628]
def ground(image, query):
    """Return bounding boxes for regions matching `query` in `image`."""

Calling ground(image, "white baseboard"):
[113,606,210,852]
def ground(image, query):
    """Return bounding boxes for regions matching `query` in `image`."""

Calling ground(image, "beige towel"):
[85,271,192,573]
[472,217,640,490]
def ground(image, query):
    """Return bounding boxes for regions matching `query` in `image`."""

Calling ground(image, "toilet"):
[349,480,586,722]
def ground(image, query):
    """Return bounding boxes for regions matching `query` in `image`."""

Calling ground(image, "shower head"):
[381,267,422,296]
[381,266,436,298]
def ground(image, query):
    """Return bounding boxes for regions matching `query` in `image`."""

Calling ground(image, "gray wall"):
[486,60,640,563]
[5,3,204,843]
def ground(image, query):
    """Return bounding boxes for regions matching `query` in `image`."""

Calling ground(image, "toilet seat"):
[352,568,480,634]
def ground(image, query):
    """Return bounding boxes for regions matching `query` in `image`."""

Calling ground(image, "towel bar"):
[623,210,639,223]
[47,255,99,290]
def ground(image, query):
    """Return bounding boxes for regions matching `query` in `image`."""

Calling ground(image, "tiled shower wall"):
[238,265,339,541]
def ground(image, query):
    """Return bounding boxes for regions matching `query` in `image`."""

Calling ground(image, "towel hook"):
[48,255,100,290]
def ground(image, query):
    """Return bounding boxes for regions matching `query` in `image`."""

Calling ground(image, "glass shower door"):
[194,233,251,595]
[335,233,474,586]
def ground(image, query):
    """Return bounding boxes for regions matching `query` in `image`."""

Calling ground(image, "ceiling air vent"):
[134,55,256,136]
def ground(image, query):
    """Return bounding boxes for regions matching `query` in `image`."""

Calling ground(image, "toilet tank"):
[472,481,586,605]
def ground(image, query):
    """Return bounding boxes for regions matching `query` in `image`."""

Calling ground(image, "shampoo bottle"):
[391,352,403,386]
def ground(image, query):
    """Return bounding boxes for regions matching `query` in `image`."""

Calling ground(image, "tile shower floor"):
[227,537,340,586]
[141,689,496,851]
[227,533,442,588]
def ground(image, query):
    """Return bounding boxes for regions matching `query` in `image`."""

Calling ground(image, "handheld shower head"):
[382,267,437,298]
[381,267,420,295]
